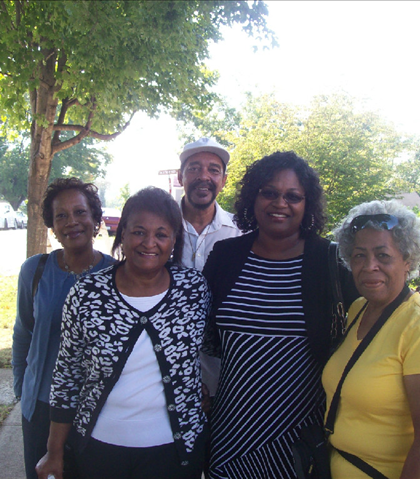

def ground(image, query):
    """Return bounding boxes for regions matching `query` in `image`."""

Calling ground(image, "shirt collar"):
[180,197,236,230]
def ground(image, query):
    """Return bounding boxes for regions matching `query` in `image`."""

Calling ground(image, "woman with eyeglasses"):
[322,200,420,479]
[202,151,358,478]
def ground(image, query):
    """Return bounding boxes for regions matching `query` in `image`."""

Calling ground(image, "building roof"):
[394,192,420,208]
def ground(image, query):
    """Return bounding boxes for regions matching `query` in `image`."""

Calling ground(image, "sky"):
[103,1,420,205]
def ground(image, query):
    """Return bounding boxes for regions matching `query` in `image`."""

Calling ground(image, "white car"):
[15,211,28,229]
[0,201,17,229]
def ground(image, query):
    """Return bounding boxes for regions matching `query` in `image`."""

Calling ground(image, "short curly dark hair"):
[234,151,326,237]
[42,177,103,234]
[112,187,184,264]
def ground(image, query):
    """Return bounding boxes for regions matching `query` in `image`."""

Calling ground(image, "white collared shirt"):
[181,200,241,395]
[181,201,241,272]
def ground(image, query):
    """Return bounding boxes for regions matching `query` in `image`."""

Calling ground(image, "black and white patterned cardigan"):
[50,263,211,465]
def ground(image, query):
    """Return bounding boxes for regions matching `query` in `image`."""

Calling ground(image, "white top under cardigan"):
[50,264,211,465]
[92,291,174,447]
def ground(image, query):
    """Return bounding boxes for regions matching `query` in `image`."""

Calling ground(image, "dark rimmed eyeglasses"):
[258,188,305,205]
[350,214,399,233]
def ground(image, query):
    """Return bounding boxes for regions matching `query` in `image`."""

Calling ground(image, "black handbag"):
[290,242,345,479]
[292,284,409,479]
[292,424,331,479]
[328,242,346,342]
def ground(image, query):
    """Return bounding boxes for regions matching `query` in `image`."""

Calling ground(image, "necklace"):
[187,222,212,262]
[63,251,96,281]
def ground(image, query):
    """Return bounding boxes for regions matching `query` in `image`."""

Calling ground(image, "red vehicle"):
[102,208,121,236]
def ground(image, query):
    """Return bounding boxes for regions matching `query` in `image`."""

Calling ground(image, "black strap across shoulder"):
[325,282,409,433]
[32,253,48,301]
[27,253,49,332]
[324,283,410,479]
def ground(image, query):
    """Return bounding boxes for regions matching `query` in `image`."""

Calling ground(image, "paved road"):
[0,229,27,276]
[0,227,114,276]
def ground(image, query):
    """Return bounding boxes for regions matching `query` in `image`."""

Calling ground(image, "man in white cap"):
[178,137,241,272]
[178,137,241,397]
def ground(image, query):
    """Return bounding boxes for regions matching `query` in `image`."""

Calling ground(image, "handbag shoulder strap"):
[27,253,49,332]
[335,449,389,479]
[325,283,410,434]
[32,253,48,301]
[328,242,346,338]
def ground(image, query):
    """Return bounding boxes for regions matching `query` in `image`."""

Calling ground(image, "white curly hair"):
[333,199,420,278]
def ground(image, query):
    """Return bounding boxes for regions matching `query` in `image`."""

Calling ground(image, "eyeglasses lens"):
[350,214,399,233]
[259,189,305,204]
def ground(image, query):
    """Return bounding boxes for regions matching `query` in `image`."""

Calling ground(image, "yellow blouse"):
[322,293,420,479]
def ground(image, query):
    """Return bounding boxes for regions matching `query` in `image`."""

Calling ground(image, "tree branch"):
[52,98,70,145]
[15,0,22,27]
[51,102,96,155]
[51,129,89,154]
[0,0,15,31]
[52,111,136,149]
[29,89,37,118]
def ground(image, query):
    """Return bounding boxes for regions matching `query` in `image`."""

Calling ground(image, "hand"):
[201,383,212,415]
[35,451,63,479]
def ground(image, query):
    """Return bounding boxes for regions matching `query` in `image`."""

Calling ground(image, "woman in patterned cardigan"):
[36,187,212,479]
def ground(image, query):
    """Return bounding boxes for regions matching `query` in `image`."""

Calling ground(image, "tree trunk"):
[26,50,59,258]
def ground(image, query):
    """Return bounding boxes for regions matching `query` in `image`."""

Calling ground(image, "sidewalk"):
[0,229,112,478]
[0,369,25,478]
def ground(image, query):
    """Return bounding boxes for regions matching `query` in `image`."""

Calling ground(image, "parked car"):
[15,211,28,229]
[0,201,17,229]
[102,208,121,236]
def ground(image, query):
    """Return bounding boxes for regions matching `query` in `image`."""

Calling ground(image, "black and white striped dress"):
[209,252,325,479]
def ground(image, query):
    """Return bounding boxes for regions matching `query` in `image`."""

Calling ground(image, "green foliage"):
[119,183,131,207]
[0,132,112,209]
[391,148,420,193]
[176,97,242,148]
[0,0,275,255]
[0,134,28,209]
[0,1,275,134]
[217,93,413,230]
[50,133,113,182]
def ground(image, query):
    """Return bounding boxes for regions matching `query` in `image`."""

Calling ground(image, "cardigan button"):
[168,404,176,411]
[181,461,189,466]
[163,375,171,383]
[140,316,148,324]
[174,432,181,440]
[154,344,162,352]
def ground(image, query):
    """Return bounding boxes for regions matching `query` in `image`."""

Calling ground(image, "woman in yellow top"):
[323,199,420,479]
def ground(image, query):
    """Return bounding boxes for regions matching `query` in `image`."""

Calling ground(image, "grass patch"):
[0,275,17,369]
[0,344,12,368]
[0,404,14,426]
[0,275,18,329]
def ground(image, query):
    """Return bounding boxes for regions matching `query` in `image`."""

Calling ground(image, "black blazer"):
[203,230,358,366]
